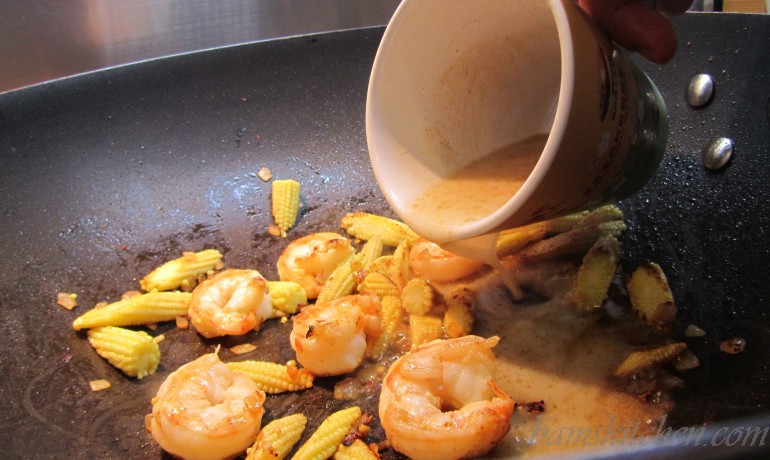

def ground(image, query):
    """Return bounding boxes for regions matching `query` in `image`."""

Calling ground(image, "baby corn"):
[576,204,624,229]
[340,212,419,247]
[333,439,379,460]
[226,360,314,394]
[497,223,548,258]
[572,235,621,312]
[626,262,677,330]
[367,255,394,278]
[87,326,160,379]
[317,238,383,304]
[140,249,222,292]
[357,272,400,299]
[387,240,412,291]
[513,220,627,263]
[497,212,587,257]
[246,413,307,460]
[272,179,301,237]
[73,291,191,330]
[292,406,362,460]
[268,281,308,315]
[443,286,476,339]
[409,314,444,347]
[400,278,434,316]
[614,342,687,377]
[366,296,404,360]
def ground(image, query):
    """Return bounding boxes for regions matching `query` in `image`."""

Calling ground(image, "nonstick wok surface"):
[0,14,769,459]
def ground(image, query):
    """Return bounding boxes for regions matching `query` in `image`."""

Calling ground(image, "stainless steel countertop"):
[0,0,400,94]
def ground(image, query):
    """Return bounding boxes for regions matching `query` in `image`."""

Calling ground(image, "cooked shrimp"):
[409,239,485,283]
[277,232,355,299]
[149,352,266,460]
[189,269,272,338]
[289,293,382,376]
[379,335,514,460]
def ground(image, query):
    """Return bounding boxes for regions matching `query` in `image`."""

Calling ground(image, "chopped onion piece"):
[674,350,700,371]
[230,343,257,355]
[176,316,189,329]
[267,224,282,237]
[257,166,273,182]
[180,278,195,292]
[121,290,141,300]
[153,334,166,344]
[89,379,111,392]
[684,324,706,337]
[57,293,78,310]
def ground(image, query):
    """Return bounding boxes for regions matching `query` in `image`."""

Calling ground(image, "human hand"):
[576,0,693,64]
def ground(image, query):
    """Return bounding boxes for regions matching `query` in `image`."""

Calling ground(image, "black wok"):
[0,13,769,459]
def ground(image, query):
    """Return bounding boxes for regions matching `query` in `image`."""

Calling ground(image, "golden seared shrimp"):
[379,335,514,460]
[409,239,485,283]
[149,352,266,460]
[289,293,382,376]
[189,269,272,338]
[277,232,355,299]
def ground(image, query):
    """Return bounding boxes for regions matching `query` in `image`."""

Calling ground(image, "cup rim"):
[367,0,575,243]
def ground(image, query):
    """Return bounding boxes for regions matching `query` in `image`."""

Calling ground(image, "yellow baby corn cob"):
[409,314,444,347]
[367,255,393,278]
[272,179,302,237]
[627,262,677,330]
[400,278,434,316]
[572,235,621,312]
[614,342,687,377]
[139,249,223,292]
[268,281,308,315]
[497,223,548,258]
[596,220,628,238]
[333,439,379,460]
[357,272,400,299]
[387,240,412,291]
[226,360,314,394]
[512,220,627,264]
[87,326,160,379]
[316,238,383,304]
[576,204,624,229]
[246,413,308,460]
[316,255,357,305]
[497,212,587,257]
[292,406,362,460]
[443,286,476,339]
[340,212,419,247]
[548,211,590,231]
[366,296,404,360]
[73,291,192,330]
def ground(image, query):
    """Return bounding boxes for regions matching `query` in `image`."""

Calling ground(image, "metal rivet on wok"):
[702,137,733,170]
[686,74,715,108]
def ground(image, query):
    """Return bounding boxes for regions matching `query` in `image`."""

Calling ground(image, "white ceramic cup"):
[366,0,668,251]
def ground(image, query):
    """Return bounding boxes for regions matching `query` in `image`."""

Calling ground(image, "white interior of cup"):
[367,0,573,242]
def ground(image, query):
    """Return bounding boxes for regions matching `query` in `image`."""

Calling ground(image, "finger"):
[578,0,679,63]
